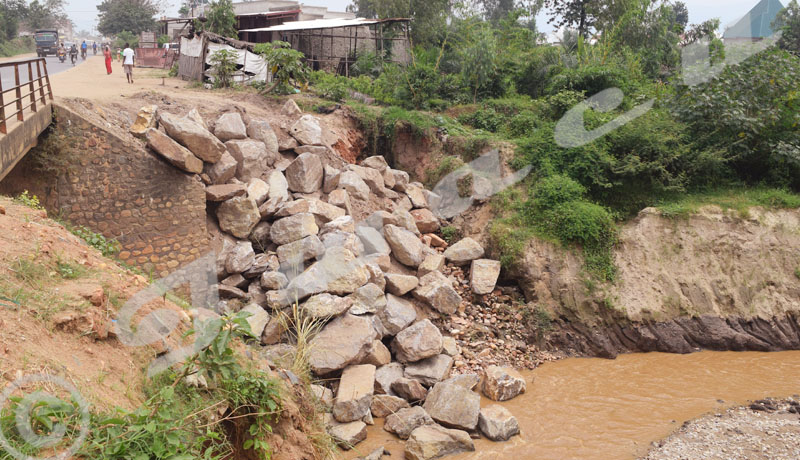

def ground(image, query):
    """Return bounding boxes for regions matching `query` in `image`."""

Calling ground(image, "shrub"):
[14,190,44,210]
[546,65,638,98]
[209,48,238,88]
[254,41,309,94]
[506,110,539,138]
[530,175,586,213]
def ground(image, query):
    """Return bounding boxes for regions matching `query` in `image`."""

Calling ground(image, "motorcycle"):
[81,49,87,60]
[57,49,66,63]
[70,50,77,65]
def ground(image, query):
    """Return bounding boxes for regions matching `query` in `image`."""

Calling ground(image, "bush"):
[546,65,638,98]
[530,175,586,213]
[209,48,238,88]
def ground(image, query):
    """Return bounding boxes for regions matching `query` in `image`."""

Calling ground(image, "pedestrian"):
[103,45,112,75]
[122,42,135,84]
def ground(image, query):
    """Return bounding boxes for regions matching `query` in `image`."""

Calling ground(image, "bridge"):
[0,57,53,182]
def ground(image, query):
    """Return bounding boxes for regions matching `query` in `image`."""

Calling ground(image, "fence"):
[0,57,53,135]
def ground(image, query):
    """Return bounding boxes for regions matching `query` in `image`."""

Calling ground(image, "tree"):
[543,0,594,37]
[348,0,450,46]
[97,0,158,36]
[774,0,800,55]
[24,0,67,30]
[672,1,688,30]
[203,0,236,37]
[0,0,25,40]
[254,41,310,94]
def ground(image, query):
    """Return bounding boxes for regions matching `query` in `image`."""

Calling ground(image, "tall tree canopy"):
[774,0,800,55]
[25,0,66,30]
[202,0,236,37]
[543,0,594,37]
[348,0,451,46]
[96,0,158,36]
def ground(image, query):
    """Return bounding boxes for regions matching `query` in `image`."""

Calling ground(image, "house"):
[723,0,785,42]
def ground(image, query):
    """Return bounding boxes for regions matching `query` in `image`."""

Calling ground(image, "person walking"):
[103,45,112,75]
[122,43,135,84]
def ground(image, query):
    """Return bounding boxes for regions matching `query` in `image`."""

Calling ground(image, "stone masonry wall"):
[0,102,208,277]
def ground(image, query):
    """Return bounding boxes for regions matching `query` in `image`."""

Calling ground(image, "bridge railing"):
[0,57,53,135]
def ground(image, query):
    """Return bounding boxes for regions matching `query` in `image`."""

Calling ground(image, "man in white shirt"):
[122,43,135,84]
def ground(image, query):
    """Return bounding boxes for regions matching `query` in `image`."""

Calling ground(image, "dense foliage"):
[202,0,237,38]
[96,0,157,36]
[0,0,66,55]
[314,0,800,279]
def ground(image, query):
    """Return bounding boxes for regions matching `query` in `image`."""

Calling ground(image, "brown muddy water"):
[346,351,800,460]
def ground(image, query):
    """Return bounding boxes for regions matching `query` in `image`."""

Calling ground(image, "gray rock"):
[217,196,260,239]
[321,215,355,234]
[285,152,323,193]
[385,274,419,296]
[225,139,270,182]
[482,366,527,401]
[392,319,443,363]
[441,337,460,357]
[214,112,247,141]
[349,283,386,315]
[204,151,238,184]
[261,343,296,368]
[309,314,377,374]
[261,314,286,345]
[377,294,417,336]
[356,225,391,255]
[470,259,501,295]
[384,406,434,440]
[443,374,479,391]
[404,354,454,387]
[159,111,226,163]
[249,222,272,249]
[221,273,248,288]
[405,184,428,209]
[321,230,364,257]
[383,224,424,267]
[327,189,353,215]
[260,271,289,290]
[266,170,290,201]
[410,208,439,234]
[374,362,404,396]
[281,99,302,117]
[247,120,280,155]
[478,405,520,441]
[412,271,462,315]
[443,238,485,265]
[361,155,389,171]
[391,169,410,192]
[284,247,370,301]
[362,340,392,367]
[327,419,367,449]
[244,253,279,279]
[270,213,319,245]
[350,164,385,194]
[311,384,334,411]
[225,240,255,273]
[186,108,207,130]
[392,209,421,236]
[323,165,341,193]
[423,382,481,431]
[240,303,269,337]
[276,234,325,266]
[417,254,446,278]
[338,171,370,200]
[371,394,409,418]
[365,263,386,291]
[334,364,376,423]
[289,114,323,145]
[302,293,352,319]
[405,424,475,460]
[146,128,203,173]
[218,284,246,299]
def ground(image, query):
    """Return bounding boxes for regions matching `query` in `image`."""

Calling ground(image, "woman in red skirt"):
[103,45,112,75]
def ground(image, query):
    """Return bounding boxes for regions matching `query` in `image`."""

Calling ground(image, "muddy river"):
[346,351,800,460]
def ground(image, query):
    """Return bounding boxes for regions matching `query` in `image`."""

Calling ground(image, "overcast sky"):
[64,0,767,37]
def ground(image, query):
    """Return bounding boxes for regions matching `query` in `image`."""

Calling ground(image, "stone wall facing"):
[0,102,208,277]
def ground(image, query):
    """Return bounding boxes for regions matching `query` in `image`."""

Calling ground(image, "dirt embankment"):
[504,206,800,358]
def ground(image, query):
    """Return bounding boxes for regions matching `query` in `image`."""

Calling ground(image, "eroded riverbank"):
[346,350,800,460]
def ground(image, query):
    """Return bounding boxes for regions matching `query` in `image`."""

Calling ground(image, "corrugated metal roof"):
[236,9,300,18]
[239,17,408,32]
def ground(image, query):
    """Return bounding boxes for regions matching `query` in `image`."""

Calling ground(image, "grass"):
[657,187,800,219]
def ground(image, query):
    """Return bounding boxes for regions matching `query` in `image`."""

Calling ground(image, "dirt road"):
[49,55,190,101]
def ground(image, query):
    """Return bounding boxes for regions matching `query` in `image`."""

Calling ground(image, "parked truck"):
[35,29,59,57]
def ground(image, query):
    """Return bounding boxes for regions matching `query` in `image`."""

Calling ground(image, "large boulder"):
[225,240,255,274]
[392,319,443,363]
[410,209,440,234]
[383,225,424,268]
[285,152,323,193]
[214,112,247,141]
[362,340,392,367]
[371,394,410,418]
[130,105,157,137]
[384,406,435,440]
[225,139,271,182]
[337,171,371,201]
[417,254,445,278]
[270,213,319,245]
[333,364,376,423]
[289,114,323,145]
[412,271,462,315]
[204,152,238,184]
[247,120,280,155]
[349,165,385,194]
[159,111,226,163]
[405,424,475,460]
[482,366,527,401]
[205,183,246,202]
[240,303,269,338]
[443,238,484,265]
[284,247,369,301]
[478,405,520,441]
[217,196,260,239]
[361,155,389,171]
[309,314,377,374]
[423,382,480,431]
[349,283,386,315]
[470,259,501,295]
[377,294,417,336]
[321,231,364,257]
[404,354,454,387]
[374,362,404,396]
[356,226,390,256]
[327,419,367,449]
[405,184,428,209]
[260,271,288,290]
[146,128,203,173]
[385,274,419,296]
[276,234,325,266]
[301,293,353,319]
[246,178,270,205]
[266,170,290,201]
[391,378,428,403]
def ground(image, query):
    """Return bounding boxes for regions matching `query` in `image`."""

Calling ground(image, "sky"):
[63,0,768,37]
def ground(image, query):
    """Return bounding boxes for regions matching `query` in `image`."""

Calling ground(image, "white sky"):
[64,0,764,37]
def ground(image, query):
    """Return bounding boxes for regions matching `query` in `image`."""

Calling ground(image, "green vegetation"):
[0,36,34,57]
[202,0,237,38]
[209,48,238,88]
[301,0,800,282]
[14,190,44,210]
[254,42,310,95]
[97,0,157,36]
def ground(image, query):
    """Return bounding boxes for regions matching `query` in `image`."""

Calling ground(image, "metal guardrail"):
[0,57,53,135]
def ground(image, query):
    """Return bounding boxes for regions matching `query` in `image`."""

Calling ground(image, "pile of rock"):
[138,101,526,459]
